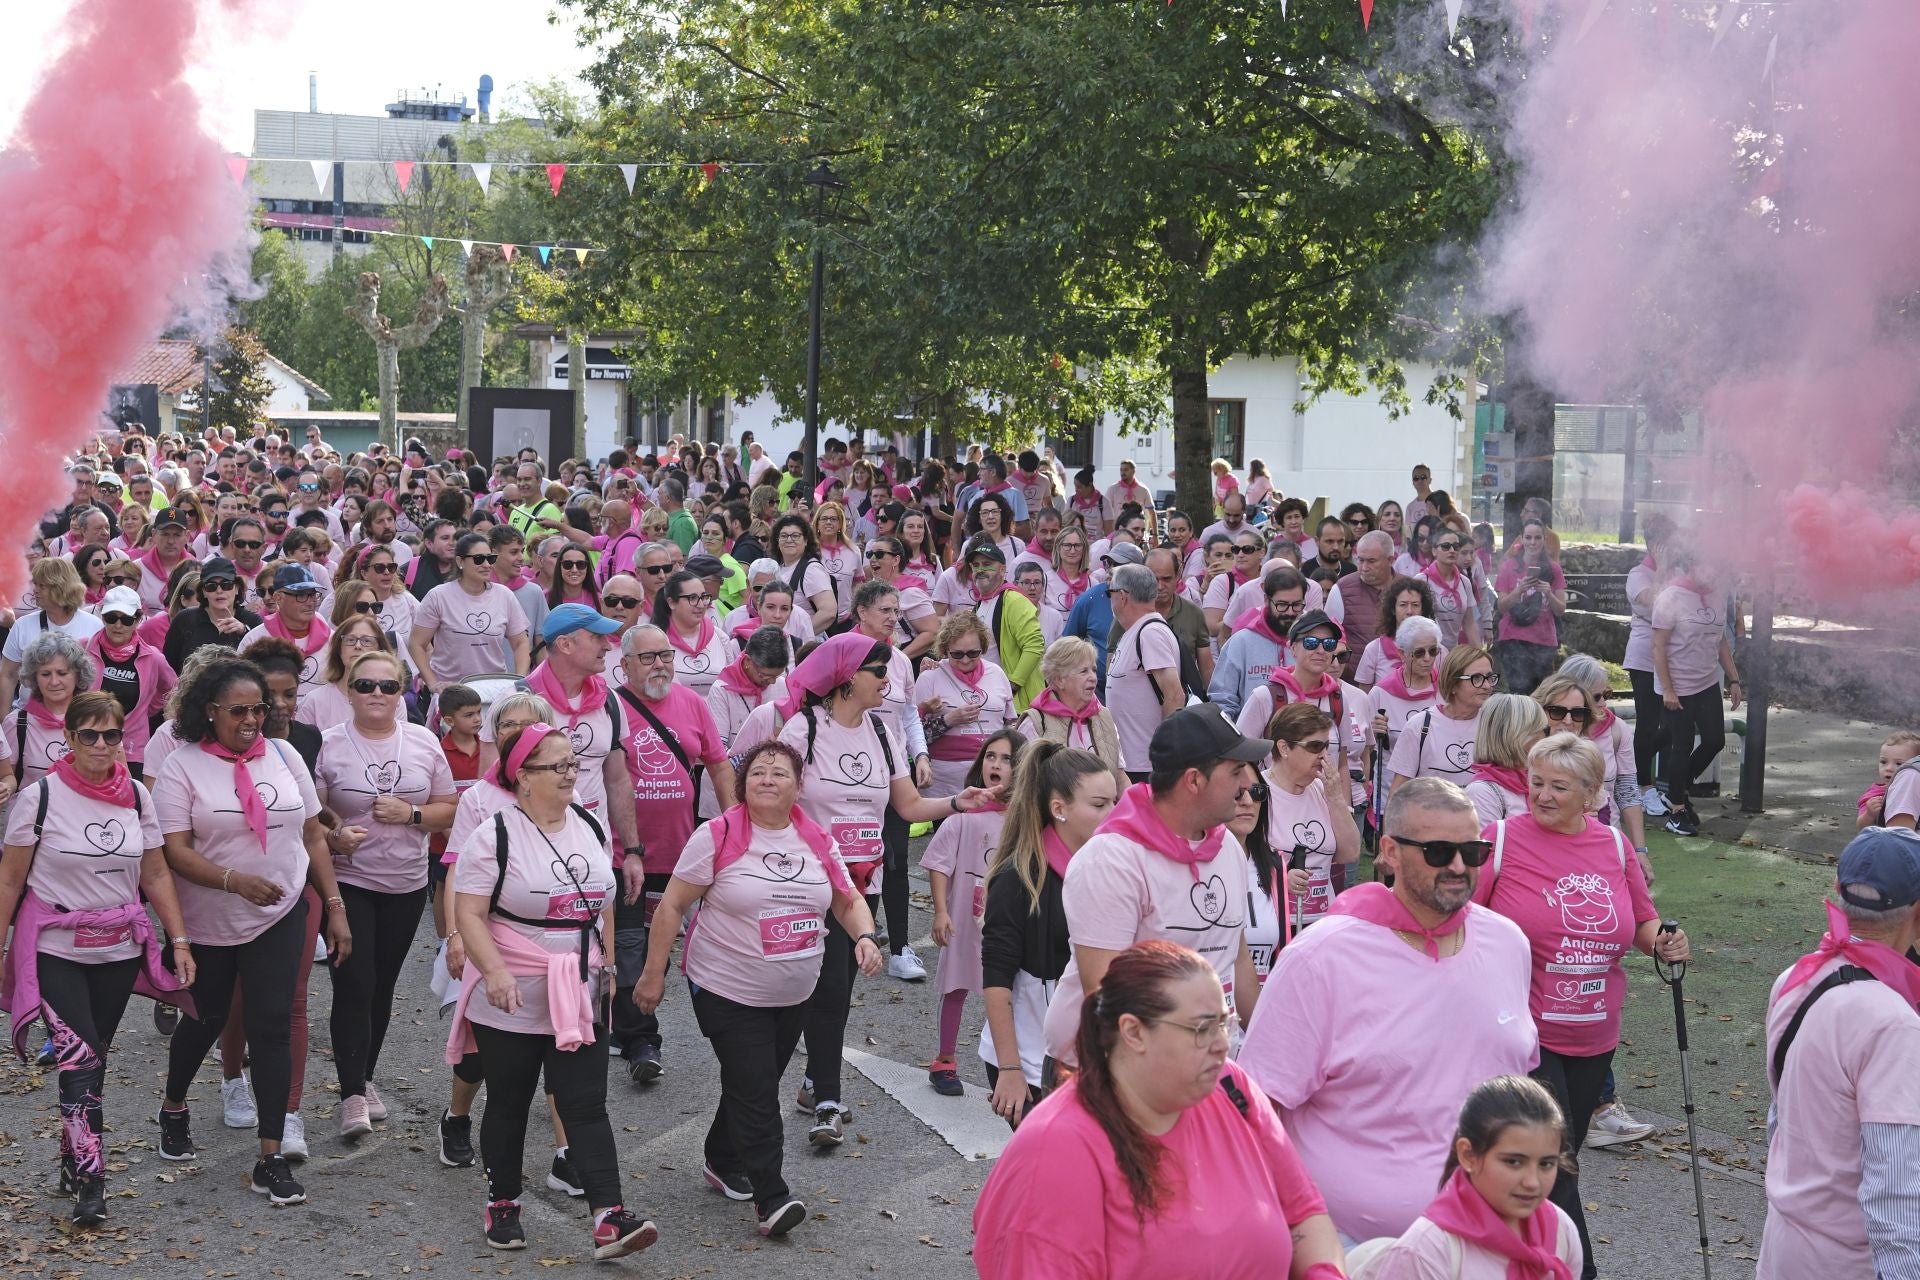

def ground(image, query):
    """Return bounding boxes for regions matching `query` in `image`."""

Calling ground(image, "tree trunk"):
[1168,315,1214,531]
[457,247,513,440]
[567,331,588,462]
[1501,374,1557,549]
[376,342,400,453]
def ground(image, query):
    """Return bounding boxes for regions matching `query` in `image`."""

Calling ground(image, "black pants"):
[166,899,307,1143]
[881,804,910,954]
[612,871,672,1055]
[1533,1046,1612,1280]
[1626,667,1663,787]
[328,883,427,1098]
[1663,684,1725,811]
[1495,638,1558,695]
[39,955,138,1179]
[801,893,876,1107]
[691,985,806,1212]
[470,1021,619,1206]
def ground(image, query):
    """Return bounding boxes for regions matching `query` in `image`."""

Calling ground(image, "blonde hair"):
[344,649,403,686]
[1531,673,1599,728]
[1040,636,1097,693]
[1437,643,1493,703]
[1475,694,1549,768]
[935,610,992,660]
[1883,731,1920,755]
[1527,732,1606,797]
[31,557,85,613]
[994,742,1112,910]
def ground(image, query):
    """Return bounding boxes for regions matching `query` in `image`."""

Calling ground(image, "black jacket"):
[162,606,263,676]
[979,860,1069,991]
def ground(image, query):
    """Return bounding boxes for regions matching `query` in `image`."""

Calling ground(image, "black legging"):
[328,883,427,1098]
[1626,668,1663,787]
[39,955,139,1180]
[1663,684,1725,810]
[800,893,876,1107]
[881,804,910,954]
[470,1022,620,1206]
[166,899,308,1143]
[1533,1046,1613,1280]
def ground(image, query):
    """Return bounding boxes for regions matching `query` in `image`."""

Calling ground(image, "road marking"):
[844,1048,1010,1163]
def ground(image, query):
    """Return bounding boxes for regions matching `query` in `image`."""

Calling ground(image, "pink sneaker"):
[364,1081,388,1122]
[339,1094,372,1140]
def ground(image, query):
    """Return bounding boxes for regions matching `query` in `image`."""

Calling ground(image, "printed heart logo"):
[1189,874,1229,924]
[365,761,401,793]
[551,853,592,885]
[682,650,712,674]
[1444,741,1474,771]
[45,739,70,764]
[567,722,594,755]
[83,820,125,854]
[761,852,802,881]
[301,655,321,684]
[464,611,492,632]
[964,688,986,707]
[1694,606,1717,624]
[1291,820,1326,850]
[1554,979,1581,1001]
[838,752,873,785]
[256,782,280,810]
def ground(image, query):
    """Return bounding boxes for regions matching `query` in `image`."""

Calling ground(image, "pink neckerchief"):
[1379,634,1402,663]
[948,657,986,693]
[1423,561,1467,612]
[1327,881,1464,961]
[1469,761,1530,797]
[51,757,137,808]
[714,655,766,701]
[1269,662,1338,705]
[1778,899,1920,1015]
[200,737,270,851]
[1099,783,1223,880]
[1375,663,1435,703]
[1641,552,1658,572]
[1232,607,1288,647]
[1587,707,1618,739]
[96,633,141,664]
[524,662,608,728]
[971,581,1006,605]
[1028,688,1101,725]
[668,615,717,657]
[1042,827,1077,880]
[708,804,854,896]
[1675,574,1715,606]
[1422,1168,1573,1280]
[25,698,65,731]
[263,611,330,657]
[138,545,188,578]
[492,570,531,591]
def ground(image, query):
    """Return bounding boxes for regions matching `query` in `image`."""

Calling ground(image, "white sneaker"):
[1586,1101,1656,1148]
[887,949,928,982]
[280,1111,309,1162]
[1641,786,1670,817]
[314,934,328,964]
[221,1075,258,1129]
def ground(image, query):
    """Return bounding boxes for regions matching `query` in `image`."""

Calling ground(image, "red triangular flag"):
[500,244,517,262]
[1359,0,1374,29]
[394,161,414,194]
[226,155,250,186]
[701,161,720,185]
[547,163,567,195]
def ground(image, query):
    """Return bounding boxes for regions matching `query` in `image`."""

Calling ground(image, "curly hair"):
[173,652,268,745]
[22,629,97,700]
[934,610,992,660]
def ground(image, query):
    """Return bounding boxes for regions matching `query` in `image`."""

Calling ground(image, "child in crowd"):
[922,731,1022,1097]
[1858,731,1920,829]
[432,684,484,937]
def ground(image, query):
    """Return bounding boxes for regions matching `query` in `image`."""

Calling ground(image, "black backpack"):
[1135,614,1209,705]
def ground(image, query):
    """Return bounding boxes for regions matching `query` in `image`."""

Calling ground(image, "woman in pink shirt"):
[634,740,881,1239]
[1365,614,1443,751]
[0,691,193,1227]
[295,615,390,735]
[1258,704,1363,942]
[1388,644,1498,794]
[1472,733,1690,1280]
[974,941,1343,1279]
[652,569,737,698]
[915,614,1018,798]
[12,631,94,791]
[896,509,943,593]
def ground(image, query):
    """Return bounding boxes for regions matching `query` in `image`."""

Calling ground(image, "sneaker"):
[281,1112,309,1162]
[757,1197,806,1238]
[58,1153,77,1196]
[927,1057,963,1097]
[701,1161,753,1201]
[887,948,928,982]
[221,1074,258,1129]
[1665,806,1702,838]
[153,1003,180,1037]
[485,1199,526,1250]
[1641,785,1670,818]
[35,1040,56,1068]
[591,1207,659,1261]
[545,1149,586,1198]
[627,1042,663,1085]
[156,1107,196,1162]
[339,1094,372,1141]
[249,1154,306,1204]
[1586,1101,1657,1148]
[439,1110,475,1168]
[794,1079,816,1114]
[808,1105,844,1148]
[72,1177,107,1227]
[364,1081,388,1122]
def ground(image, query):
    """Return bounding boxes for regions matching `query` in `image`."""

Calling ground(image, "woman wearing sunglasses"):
[1463,694,1549,825]
[409,533,533,705]
[1420,527,1483,649]
[296,616,392,735]
[160,556,262,677]
[858,538,938,662]
[1471,733,1689,1280]
[547,546,601,613]
[352,546,418,664]
[1259,703,1363,944]
[83,586,178,782]
[1388,644,1499,794]
[73,545,112,610]
[1547,655,1650,865]
[915,613,1019,799]
[312,650,457,1140]
[0,691,194,1226]
[1365,615,1444,756]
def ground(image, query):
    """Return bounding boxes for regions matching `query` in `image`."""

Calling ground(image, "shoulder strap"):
[618,686,699,821]
[868,712,897,776]
[1217,1071,1252,1122]
[489,811,512,918]
[568,801,607,847]
[1488,820,1507,895]
[33,779,51,841]
[1771,964,1874,1086]
[1607,824,1627,873]
[602,688,623,741]
[1418,709,1433,766]
[13,708,25,784]
[1448,1229,1465,1280]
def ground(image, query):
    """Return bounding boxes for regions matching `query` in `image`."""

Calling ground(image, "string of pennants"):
[224,155,766,198]
[260,217,603,264]
[1174,0,1767,47]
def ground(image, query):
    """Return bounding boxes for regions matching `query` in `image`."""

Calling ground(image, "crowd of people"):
[0,424,1909,1278]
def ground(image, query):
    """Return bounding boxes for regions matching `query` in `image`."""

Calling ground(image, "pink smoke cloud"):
[0,0,252,603]
[1484,0,1920,599]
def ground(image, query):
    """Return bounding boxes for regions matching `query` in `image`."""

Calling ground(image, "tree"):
[345,270,453,451]
[198,327,276,436]
[455,245,516,436]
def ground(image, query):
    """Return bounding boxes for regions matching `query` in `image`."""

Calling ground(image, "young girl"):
[1858,731,1920,829]
[922,730,1022,1096]
[1356,1075,1581,1278]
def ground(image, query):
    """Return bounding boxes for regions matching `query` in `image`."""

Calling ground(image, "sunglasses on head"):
[1391,835,1494,868]
[350,678,404,695]
[101,612,138,627]
[1296,635,1338,652]
[1545,704,1594,725]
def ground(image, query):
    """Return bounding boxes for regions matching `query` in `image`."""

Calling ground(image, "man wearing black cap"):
[964,541,1044,709]
[136,508,195,615]
[1041,705,1270,1066]
[1757,826,1920,1280]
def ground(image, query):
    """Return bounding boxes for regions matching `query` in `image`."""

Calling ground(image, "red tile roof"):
[115,339,203,396]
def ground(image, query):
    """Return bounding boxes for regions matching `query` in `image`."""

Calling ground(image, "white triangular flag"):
[459,239,474,255]
[470,162,492,194]
[1711,0,1738,50]
[618,163,638,195]
[573,247,589,264]
[1443,0,1463,36]
[1576,0,1608,41]
[1762,31,1778,82]
[311,159,332,196]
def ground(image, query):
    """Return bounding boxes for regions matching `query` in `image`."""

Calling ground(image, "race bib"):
[546,888,604,925]
[759,906,824,960]
[642,889,665,928]
[830,821,883,863]
[971,882,986,922]
[1300,870,1334,921]
[74,923,135,951]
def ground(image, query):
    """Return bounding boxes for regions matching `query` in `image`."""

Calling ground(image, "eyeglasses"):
[350,600,383,615]
[1143,1013,1234,1049]
[350,678,404,695]
[1390,835,1494,868]
[520,760,581,777]
[559,559,590,572]
[602,594,640,610]
[101,613,138,627]
[464,554,498,565]
[674,593,713,606]
[1270,599,1305,615]
[229,539,263,551]
[341,634,379,650]
[1296,635,1338,652]
[642,565,671,576]
[947,648,983,661]
[73,728,125,747]
[1544,704,1594,725]
[628,650,674,665]
[1464,672,1502,689]
[1290,738,1331,754]
[211,702,270,719]
[1406,646,1440,659]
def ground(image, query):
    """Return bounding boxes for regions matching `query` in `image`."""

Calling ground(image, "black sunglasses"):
[101,612,138,627]
[602,594,641,610]
[201,578,236,590]
[1391,835,1494,868]
[1545,705,1594,725]
[465,554,498,565]
[350,678,404,695]
[366,562,397,573]
[351,600,384,615]
[642,565,671,575]
[229,539,264,551]
[73,728,125,747]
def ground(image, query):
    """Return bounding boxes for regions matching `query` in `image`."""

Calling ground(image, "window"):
[1209,400,1245,468]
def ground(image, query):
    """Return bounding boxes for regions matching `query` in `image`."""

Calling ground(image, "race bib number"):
[759,906,824,960]
[830,821,883,864]
[971,882,986,923]
[546,889,604,925]
[642,889,664,928]
[74,923,134,951]
[1299,871,1334,921]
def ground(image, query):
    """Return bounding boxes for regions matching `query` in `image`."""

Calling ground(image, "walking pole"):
[1655,919,1712,1280]
[1369,731,1390,853]
[1287,845,1310,937]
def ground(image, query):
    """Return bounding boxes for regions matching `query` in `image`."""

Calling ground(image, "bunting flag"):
[618,163,638,195]
[310,159,332,196]
[1442,0,1462,36]
[254,216,601,260]
[226,154,250,186]
[393,160,415,194]
[537,245,552,264]
[470,162,492,195]
[1576,0,1608,41]
[459,238,474,254]
[420,236,435,249]
[701,161,721,185]
[1360,0,1374,29]
[500,244,517,262]
[573,247,589,264]
[547,163,567,195]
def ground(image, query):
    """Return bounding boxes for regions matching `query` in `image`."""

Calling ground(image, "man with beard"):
[360,499,413,567]
[1238,778,1537,1246]
[1208,566,1308,718]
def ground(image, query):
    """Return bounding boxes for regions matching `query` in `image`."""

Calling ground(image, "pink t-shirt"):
[238,624,327,697]
[413,582,530,685]
[668,626,738,698]
[675,819,848,1008]
[4,775,164,963]
[1263,778,1339,925]
[313,722,456,894]
[1387,705,1480,787]
[914,660,1016,795]
[973,1061,1323,1280]
[920,808,1002,996]
[1473,814,1655,1056]
[7,707,71,788]
[705,675,783,750]
[1372,1207,1580,1279]
[1107,614,1180,772]
[1650,583,1727,697]
[1757,955,1920,1279]
[817,542,859,618]
[481,692,619,823]
[1044,828,1251,1063]
[1623,560,1660,671]
[1367,681,1439,753]
[776,709,906,891]
[293,681,353,735]
[1494,559,1565,647]
[617,685,728,874]
[152,738,321,946]
[440,778,514,867]
[450,805,613,1036]
[1239,906,1537,1242]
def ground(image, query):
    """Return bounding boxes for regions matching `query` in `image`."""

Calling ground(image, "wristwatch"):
[408,806,422,826]
[857,932,883,950]
[622,846,646,862]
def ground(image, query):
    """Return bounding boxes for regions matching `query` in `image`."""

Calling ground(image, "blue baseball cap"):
[270,563,322,594]
[1838,826,1920,911]
[542,603,620,643]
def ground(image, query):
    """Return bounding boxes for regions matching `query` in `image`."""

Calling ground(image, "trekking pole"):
[1287,845,1310,937]
[1655,919,1711,1280]
[1369,731,1390,854]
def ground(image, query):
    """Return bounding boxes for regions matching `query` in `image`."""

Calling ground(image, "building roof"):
[262,354,333,404]
[115,339,202,396]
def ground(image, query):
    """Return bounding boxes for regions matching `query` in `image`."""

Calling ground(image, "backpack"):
[487,803,609,984]
[1135,614,1208,706]
[25,776,145,838]
[1769,964,1875,1087]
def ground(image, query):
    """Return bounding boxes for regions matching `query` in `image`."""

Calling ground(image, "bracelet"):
[221,868,233,893]
[170,937,191,948]
[949,794,961,814]
[323,895,345,912]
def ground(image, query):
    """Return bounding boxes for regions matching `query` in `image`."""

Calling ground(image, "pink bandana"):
[25,699,65,732]
[709,803,854,896]
[201,737,270,852]
[1423,1168,1573,1280]
[1376,663,1436,703]
[1042,827,1077,881]
[948,656,986,693]
[1268,662,1338,706]
[1028,688,1101,725]
[1233,606,1289,647]
[1099,783,1223,880]
[1327,881,1464,962]
[1423,562,1467,613]
[263,610,330,658]
[667,616,717,658]
[1469,761,1530,797]
[525,662,607,729]
[714,655,767,701]
[774,632,879,721]
[51,756,137,809]
[1779,899,1920,1016]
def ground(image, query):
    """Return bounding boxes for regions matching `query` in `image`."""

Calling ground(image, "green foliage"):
[198,327,276,434]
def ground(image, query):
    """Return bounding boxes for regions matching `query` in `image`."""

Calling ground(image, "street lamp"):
[802,159,845,501]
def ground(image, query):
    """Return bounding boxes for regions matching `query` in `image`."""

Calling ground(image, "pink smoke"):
[1484,0,1920,599]
[0,0,251,603]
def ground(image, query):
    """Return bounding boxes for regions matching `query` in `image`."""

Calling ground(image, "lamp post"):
[802,159,844,502]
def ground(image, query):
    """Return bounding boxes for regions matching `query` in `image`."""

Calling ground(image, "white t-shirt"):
[7,706,71,789]
[4,775,163,963]
[1387,705,1481,787]
[1623,560,1660,671]
[1263,778,1339,925]
[668,626,738,698]
[1108,614,1180,772]
[1650,584,1727,697]
[313,721,455,894]
[2,611,105,705]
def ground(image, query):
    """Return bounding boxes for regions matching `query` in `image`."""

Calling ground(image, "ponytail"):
[993,741,1110,911]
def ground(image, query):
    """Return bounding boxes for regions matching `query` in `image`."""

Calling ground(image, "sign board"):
[468,388,577,465]
[106,383,161,434]
[1565,572,1629,616]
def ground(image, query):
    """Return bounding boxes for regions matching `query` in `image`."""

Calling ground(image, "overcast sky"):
[0,1,593,152]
